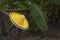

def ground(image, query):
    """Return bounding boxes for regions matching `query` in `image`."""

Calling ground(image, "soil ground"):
[1,23,60,40]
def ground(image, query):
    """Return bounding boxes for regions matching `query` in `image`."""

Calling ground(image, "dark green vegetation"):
[0,0,60,40]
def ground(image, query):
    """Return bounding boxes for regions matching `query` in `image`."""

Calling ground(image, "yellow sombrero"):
[9,12,29,30]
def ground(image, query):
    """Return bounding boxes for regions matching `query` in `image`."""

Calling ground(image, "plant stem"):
[17,28,22,40]
[0,12,8,35]
[1,11,9,16]
[41,0,44,8]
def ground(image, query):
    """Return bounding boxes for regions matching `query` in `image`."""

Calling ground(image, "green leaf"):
[29,4,48,31]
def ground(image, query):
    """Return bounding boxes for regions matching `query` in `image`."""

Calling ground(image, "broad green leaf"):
[29,4,48,31]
